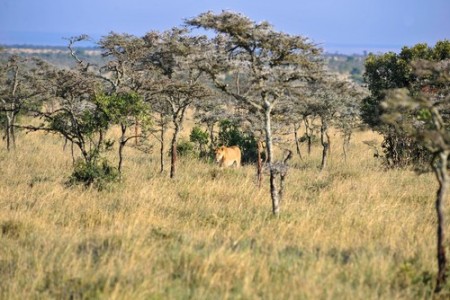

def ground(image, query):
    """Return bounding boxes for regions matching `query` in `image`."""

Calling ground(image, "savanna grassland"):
[0,126,445,299]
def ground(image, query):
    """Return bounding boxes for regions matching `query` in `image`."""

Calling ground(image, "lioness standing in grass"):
[215,146,241,168]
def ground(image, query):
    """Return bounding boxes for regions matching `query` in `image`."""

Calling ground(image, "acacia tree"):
[150,102,171,173]
[20,38,119,186]
[0,56,50,151]
[23,65,117,187]
[97,33,153,174]
[96,92,151,174]
[142,28,211,178]
[335,91,364,161]
[64,34,153,175]
[382,59,450,293]
[301,75,345,170]
[193,93,234,155]
[187,11,321,215]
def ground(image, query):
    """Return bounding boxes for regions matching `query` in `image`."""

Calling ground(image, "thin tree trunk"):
[135,117,139,146]
[170,122,180,179]
[71,140,75,165]
[320,118,329,171]
[264,105,280,216]
[5,115,12,151]
[160,116,165,173]
[279,150,292,204]
[433,150,449,293]
[10,113,16,148]
[293,123,303,160]
[63,137,68,151]
[118,124,127,174]
[257,141,263,188]
[6,65,19,151]
[304,117,313,156]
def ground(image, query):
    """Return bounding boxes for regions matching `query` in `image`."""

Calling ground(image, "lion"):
[215,145,241,168]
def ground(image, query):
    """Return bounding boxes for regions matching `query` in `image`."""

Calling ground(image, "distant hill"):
[0,45,105,69]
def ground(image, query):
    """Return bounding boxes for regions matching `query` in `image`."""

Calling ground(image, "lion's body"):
[215,146,241,168]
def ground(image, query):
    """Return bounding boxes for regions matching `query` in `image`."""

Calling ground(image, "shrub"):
[217,119,260,164]
[189,126,209,157]
[67,158,119,189]
[176,140,195,157]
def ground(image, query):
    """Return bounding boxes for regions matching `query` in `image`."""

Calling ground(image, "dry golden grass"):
[0,128,448,299]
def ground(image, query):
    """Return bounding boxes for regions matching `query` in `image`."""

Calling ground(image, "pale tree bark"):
[264,103,280,216]
[4,63,20,151]
[320,117,330,171]
[257,140,264,189]
[433,150,450,293]
[160,114,166,173]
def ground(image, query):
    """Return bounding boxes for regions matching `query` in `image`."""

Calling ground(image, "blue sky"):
[0,0,449,54]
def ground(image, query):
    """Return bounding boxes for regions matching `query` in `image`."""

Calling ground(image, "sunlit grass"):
[0,128,447,299]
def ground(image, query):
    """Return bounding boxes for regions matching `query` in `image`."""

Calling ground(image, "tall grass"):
[0,128,446,299]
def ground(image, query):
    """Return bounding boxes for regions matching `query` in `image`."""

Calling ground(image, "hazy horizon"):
[1,0,449,55]
[1,31,413,55]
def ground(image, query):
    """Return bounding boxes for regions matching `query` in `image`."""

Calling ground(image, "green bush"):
[189,126,209,157]
[217,120,260,164]
[67,158,119,189]
[176,140,195,157]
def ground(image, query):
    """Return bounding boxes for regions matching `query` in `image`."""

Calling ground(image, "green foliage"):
[392,258,433,296]
[217,119,259,163]
[362,40,450,167]
[363,40,450,126]
[190,126,208,147]
[67,158,119,189]
[95,92,151,127]
[50,108,109,139]
[189,126,209,157]
[176,140,195,157]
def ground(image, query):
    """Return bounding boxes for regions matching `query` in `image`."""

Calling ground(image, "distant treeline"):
[0,45,365,82]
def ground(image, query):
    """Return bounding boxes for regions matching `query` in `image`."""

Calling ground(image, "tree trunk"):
[257,141,263,188]
[320,118,329,171]
[304,117,312,156]
[118,124,127,174]
[5,115,12,151]
[160,116,165,173]
[433,150,449,293]
[5,112,17,151]
[10,113,17,149]
[264,105,280,216]
[170,122,180,179]
[71,140,75,165]
[135,117,139,146]
[279,150,292,204]
[294,123,303,160]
